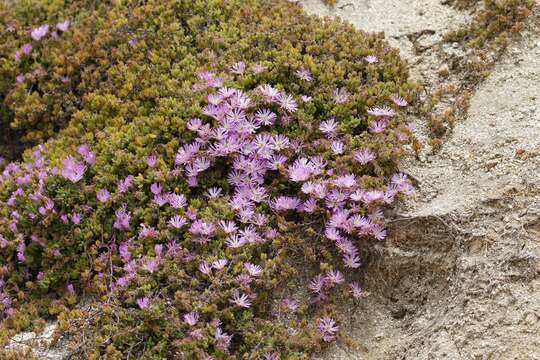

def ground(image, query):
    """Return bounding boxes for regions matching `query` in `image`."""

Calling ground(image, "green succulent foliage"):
[0,0,419,358]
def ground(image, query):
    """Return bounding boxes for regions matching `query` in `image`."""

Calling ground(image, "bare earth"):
[302,1,540,359]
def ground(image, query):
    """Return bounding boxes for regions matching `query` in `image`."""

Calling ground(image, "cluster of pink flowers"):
[0,61,413,353]
[12,20,71,84]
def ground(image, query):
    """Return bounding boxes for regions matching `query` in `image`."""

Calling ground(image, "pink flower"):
[56,20,70,32]
[390,94,408,107]
[21,43,32,55]
[276,93,298,113]
[349,282,363,299]
[31,25,49,41]
[365,55,378,63]
[354,148,376,165]
[367,106,396,117]
[61,156,86,183]
[136,297,151,309]
[319,118,338,135]
[229,292,252,308]
[244,263,263,277]
[146,155,158,168]
[230,61,246,75]
[168,215,187,229]
[183,312,200,326]
[333,88,350,104]
[270,196,300,211]
[114,205,131,231]
[96,189,110,203]
[67,283,75,295]
[317,317,339,342]
[295,67,313,81]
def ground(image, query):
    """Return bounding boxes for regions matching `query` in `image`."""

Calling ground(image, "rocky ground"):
[303,0,540,359]
[5,1,540,358]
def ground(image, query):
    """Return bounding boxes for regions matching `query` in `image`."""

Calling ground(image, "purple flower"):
[215,328,233,352]
[70,212,81,225]
[168,193,187,209]
[230,61,246,75]
[295,67,313,81]
[225,234,245,249]
[333,88,350,104]
[319,118,338,135]
[331,141,344,154]
[136,297,151,309]
[21,43,33,55]
[78,144,96,164]
[369,120,388,133]
[258,84,280,102]
[150,183,163,195]
[354,148,376,165]
[56,20,70,32]
[390,94,408,107]
[349,282,363,299]
[276,93,298,113]
[189,220,215,237]
[61,156,86,182]
[367,106,396,117]
[144,258,160,273]
[114,205,131,231]
[118,176,134,193]
[168,215,187,229]
[251,63,267,74]
[282,298,300,312]
[263,352,280,360]
[31,25,49,41]
[229,292,252,308]
[183,312,200,326]
[199,261,212,275]
[270,196,300,211]
[206,187,222,198]
[67,283,75,295]
[96,189,110,203]
[343,253,361,268]
[325,270,344,285]
[212,259,228,270]
[146,155,158,168]
[309,274,326,294]
[365,55,378,63]
[16,74,25,83]
[317,317,339,342]
[244,263,263,277]
[139,224,158,239]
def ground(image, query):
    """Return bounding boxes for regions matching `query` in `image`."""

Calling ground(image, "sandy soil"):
[302,1,540,359]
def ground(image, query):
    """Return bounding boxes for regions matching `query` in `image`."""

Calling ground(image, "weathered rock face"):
[5,322,68,359]
[303,1,540,359]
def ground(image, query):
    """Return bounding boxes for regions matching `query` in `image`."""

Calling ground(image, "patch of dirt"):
[303,0,540,359]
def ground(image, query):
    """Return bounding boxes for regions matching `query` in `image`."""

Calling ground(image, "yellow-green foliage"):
[0,0,418,358]
[445,0,535,49]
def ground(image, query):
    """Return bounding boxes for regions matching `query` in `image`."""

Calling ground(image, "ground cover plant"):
[424,0,536,148]
[0,0,417,358]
